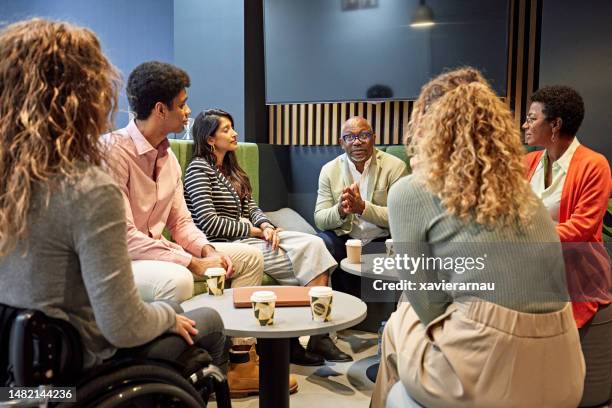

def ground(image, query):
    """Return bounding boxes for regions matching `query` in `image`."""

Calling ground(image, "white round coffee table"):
[181,288,366,408]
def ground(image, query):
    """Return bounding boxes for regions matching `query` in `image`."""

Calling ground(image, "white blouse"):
[530,138,580,223]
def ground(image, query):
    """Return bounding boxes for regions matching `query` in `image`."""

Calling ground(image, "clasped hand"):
[339,183,365,217]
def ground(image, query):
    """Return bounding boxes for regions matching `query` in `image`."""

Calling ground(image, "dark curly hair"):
[530,85,584,136]
[127,61,190,120]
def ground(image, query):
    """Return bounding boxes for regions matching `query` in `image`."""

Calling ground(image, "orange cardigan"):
[525,145,612,327]
[525,145,611,242]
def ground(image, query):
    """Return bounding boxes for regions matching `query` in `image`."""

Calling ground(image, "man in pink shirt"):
[105,61,263,302]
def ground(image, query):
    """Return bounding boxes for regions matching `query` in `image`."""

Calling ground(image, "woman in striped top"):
[184,109,350,365]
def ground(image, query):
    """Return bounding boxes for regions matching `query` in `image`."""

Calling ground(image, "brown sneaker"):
[228,344,298,398]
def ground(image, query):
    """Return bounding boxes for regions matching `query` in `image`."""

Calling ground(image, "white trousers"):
[132,242,264,302]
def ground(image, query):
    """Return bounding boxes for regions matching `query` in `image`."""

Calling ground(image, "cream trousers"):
[372,301,584,408]
[132,242,264,302]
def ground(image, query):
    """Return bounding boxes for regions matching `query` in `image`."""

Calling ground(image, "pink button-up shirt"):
[104,120,209,266]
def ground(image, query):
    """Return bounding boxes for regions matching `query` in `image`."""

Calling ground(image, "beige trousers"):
[210,242,264,288]
[133,242,263,302]
[372,301,585,408]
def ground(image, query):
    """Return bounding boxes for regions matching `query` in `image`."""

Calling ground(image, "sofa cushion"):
[169,139,194,181]
[265,208,317,235]
[385,145,411,174]
[169,139,260,203]
[234,143,260,204]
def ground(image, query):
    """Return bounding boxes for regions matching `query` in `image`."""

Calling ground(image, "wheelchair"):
[0,304,231,407]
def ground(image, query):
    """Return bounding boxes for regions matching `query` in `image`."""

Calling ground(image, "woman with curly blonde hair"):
[0,19,228,377]
[372,68,584,407]
[0,19,118,255]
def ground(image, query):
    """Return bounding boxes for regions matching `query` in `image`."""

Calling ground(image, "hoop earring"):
[551,133,558,143]
[210,145,216,153]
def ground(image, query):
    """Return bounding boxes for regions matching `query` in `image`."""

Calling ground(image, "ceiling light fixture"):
[410,0,435,28]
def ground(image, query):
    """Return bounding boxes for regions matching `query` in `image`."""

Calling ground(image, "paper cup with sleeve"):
[309,286,333,322]
[346,239,362,263]
[251,291,277,326]
[204,267,226,296]
[385,239,395,257]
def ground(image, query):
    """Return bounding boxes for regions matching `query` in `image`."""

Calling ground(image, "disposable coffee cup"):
[385,239,395,257]
[251,291,277,326]
[346,239,362,263]
[309,286,333,322]
[205,267,226,296]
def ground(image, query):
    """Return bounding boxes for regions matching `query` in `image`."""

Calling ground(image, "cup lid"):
[346,239,362,247]
[205,267,226,276]
[308,286,333,297]
[251,290,277,302]
[385,238,393,243]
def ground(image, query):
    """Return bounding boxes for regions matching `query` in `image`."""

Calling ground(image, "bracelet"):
[263,225,275,231]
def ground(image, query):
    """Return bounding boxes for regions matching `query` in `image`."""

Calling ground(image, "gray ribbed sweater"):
[0,166,175,367]
[388,176,569,325]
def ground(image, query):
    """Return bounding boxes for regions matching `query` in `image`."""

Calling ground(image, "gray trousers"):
[579,303,612,407]
[114,302,229,373]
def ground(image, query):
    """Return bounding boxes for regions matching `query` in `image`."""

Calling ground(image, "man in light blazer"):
[315,116,408,294]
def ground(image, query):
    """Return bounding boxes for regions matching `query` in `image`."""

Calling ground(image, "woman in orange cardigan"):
[523,85,612,407]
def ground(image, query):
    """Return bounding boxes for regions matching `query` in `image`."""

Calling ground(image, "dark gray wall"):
[1,1,247,137]
[287,146,343,228]
[264,0,508,103]
[258,145,343,228]
[428,0,508,94]
[258,145,290,211]
[539,0,612,165]
[174,0,246,139]
[1,0,174,127]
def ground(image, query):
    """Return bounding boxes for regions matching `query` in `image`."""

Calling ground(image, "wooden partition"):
[267,101,414,146]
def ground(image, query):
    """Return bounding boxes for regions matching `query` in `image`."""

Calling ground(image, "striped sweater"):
[184,158,272,241]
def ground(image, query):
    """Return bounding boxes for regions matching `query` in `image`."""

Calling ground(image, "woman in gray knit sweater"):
[0,19,226,371]
[371,68,584,407]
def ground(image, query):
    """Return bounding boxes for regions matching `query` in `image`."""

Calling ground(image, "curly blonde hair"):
[414,79,537,230]
[405,67,489,148]
[0,18,120,255]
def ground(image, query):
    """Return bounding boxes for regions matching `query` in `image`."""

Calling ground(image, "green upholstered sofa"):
[168,140,278,293]
[170,139,261,203]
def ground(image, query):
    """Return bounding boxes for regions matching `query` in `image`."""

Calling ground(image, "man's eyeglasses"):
[341,131,373,143]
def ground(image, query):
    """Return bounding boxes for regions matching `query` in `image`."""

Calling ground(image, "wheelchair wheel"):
[65,363,205,408]
[94,382,202,408]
